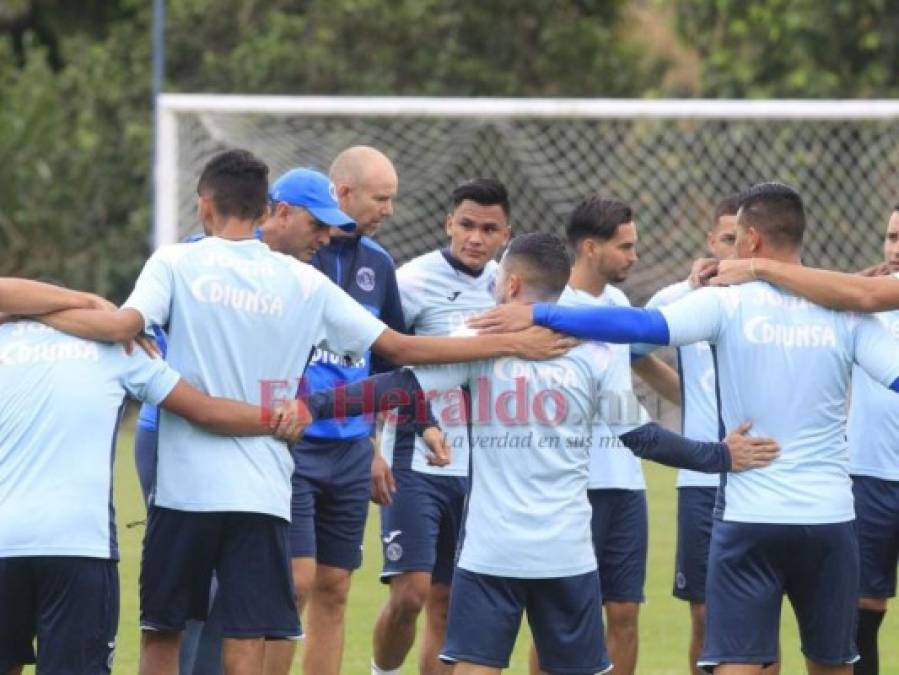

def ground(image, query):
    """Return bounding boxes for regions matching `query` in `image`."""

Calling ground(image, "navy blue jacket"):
[302,235,406,440]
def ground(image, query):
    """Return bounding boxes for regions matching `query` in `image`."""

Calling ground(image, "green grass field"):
[28,419,899,674]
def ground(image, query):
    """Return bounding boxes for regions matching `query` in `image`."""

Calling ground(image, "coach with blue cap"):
[259,167,356,262]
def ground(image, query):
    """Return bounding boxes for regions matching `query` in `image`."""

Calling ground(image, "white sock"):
[371,659,401,675]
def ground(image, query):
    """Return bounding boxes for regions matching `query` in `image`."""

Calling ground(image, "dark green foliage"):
[673,0,899,98]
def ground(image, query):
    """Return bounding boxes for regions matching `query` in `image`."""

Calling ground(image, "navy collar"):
[441,248,485,278]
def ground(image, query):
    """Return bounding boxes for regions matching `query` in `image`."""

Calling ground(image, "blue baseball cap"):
[269,168,355,231]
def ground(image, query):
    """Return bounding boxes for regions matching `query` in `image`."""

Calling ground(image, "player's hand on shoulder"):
[724,421,780,472]
[423,426,452,467]
[269,400,312,445]
[370,452,397,505]
[467,303,534,333]
[688,258,719,288]
[708,259,755,287]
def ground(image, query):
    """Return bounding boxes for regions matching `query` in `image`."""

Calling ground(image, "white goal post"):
[155,95,899,303]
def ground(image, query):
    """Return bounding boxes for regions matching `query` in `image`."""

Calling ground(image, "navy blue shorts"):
[588,488,648,603]
[134,425,158,506]
[379,468,468,585]
[853,474,899,599]
[0,556,118,674]
[440,568,610,674]
[700,520,859,671]
[290,436,373,569]
[140,507,300,640]
[673,486,716,603]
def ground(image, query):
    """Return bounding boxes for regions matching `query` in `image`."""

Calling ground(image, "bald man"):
[269,146,406,675]
[329,145,399,237]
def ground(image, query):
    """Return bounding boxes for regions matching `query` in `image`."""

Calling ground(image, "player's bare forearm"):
[160,381,308,442]
[38,307,145,343]
[758,259,899,312]
[715,259,899,312]
[632,354,681,406]
[371,327,576,365]
[0,278,96,315]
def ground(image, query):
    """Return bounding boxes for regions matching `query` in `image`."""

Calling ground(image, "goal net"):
[156,96,899,304]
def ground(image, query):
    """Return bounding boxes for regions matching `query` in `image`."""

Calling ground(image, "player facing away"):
[370,178,511,675]
[131,168,356,675]
[276,147,405,675]
[472,183,899,675]
[633,194,778,675]
[527,196,681,675]
[340,233,776,675]
[36,150,571,675]
[0,280,303,675]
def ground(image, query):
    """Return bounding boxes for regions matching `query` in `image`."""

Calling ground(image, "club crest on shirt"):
[356,267,376,292]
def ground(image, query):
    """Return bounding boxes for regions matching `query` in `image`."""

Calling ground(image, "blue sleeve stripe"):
[890,376,899,393]
[533,304,670,345]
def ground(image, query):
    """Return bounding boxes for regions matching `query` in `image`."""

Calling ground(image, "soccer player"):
[370,178,511,675]
[281,147,404,675]
[312,232,778,675]
[132,168,354,675]
[37,150,572,675]
[634,194,744,675]
[471,183,899,675]
[0,279,302,675]
[528,196,680,675]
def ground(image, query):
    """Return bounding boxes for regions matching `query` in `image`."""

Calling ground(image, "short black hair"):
[503,232,570,301]
[737,182,806,249]
[451,178,510,217]
[713,193,742,226]
[893,202,899,213]
[197,149,269,221]
[566,196,633,247]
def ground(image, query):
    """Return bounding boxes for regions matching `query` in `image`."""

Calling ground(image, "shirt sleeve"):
[619,422,730,472]
[305,368,440,435]
[121,248,176,329]
[852,314,899,388]
[533,305,670,344]
[117,348,181,405]
[316,279,388,359]
[657,287,727,347]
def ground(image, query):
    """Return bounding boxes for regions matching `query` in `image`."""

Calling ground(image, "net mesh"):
[167,110,899,304]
